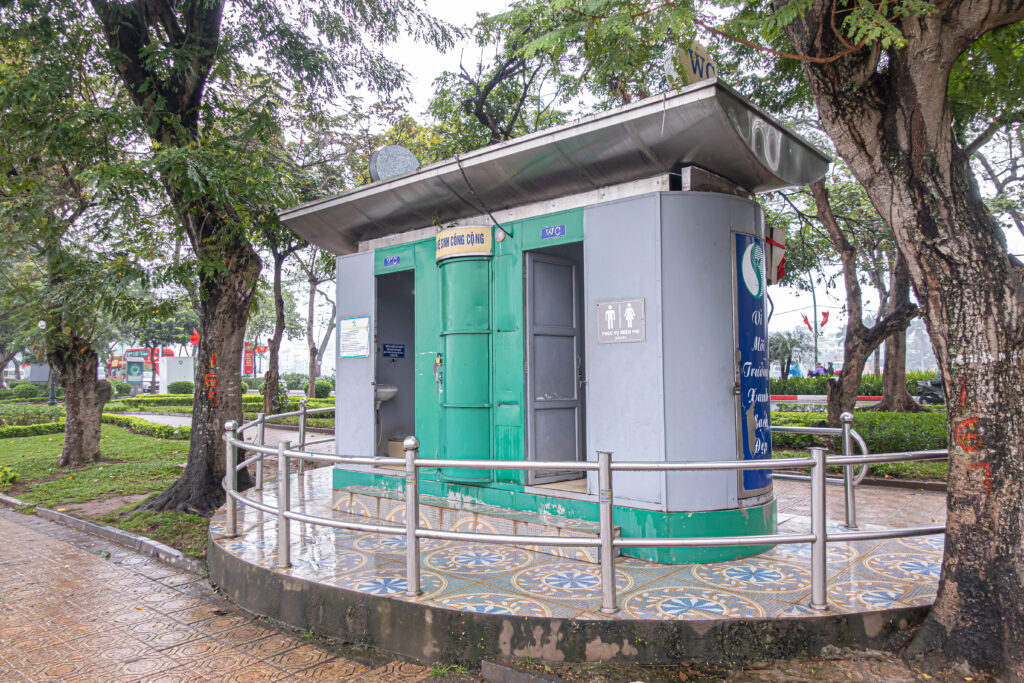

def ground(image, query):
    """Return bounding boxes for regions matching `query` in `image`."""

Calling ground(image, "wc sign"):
[597,298,645,344]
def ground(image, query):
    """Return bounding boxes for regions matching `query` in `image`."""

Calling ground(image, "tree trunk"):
[149,345,158,394]
[49,345,111,468]
[811,180,917,425]
[314,295,336,380]
[0,350,15,389]
[141,233,259,513]
[14,359,20,381]
[782,3,1024,674]
[263,252,286,414]
[306,275,318,398]
[874,257,925,412]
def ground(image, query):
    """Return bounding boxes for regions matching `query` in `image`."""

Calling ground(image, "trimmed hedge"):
[111,380,132,396]
[772,410,947,453]
[166,381,195,394]
[101,414,191,440]
[0,420,65,438]
[770,370,937,396]
[0,404,65,427]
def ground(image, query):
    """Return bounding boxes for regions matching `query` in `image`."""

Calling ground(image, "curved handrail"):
[221,416,947,614]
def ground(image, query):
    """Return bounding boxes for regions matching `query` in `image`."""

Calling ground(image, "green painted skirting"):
[332,467,776,563]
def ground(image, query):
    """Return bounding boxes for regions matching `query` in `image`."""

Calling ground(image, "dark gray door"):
[525,252,583,485]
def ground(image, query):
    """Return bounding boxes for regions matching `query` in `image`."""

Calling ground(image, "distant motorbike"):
[916,378,945,405]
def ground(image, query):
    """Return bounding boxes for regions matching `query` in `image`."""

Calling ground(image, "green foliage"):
[302,380,332,398]
[769,371,937,396]
[0,421,65,439]
[100,414,191,440]
[0,404,65,427]
[240,381,249,392]
[282,373,307,390]
[0,424,189,506]
[771,410,947,453]
[111,381,132,396]
[0,465,17,486]
[166,381,195,395]
[12,383,42,399]
[95,501,209,559]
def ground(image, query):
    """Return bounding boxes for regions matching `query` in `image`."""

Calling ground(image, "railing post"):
[404,436,421,597]
[298,398,308,475]
[598,451,618,614]
[223,421,238,538]
[810,446,828,611]
[840,412,858,529]
[278,440,291,569]
[255,412,266,490]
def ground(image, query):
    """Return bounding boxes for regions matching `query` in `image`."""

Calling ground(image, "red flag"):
[189,328,200,345]
[820,311,829,327]
[802,314,813,332]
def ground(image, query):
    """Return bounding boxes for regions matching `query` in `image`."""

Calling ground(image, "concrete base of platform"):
[209,535,926,666]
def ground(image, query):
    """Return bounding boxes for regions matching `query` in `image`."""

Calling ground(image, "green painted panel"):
[519,209,584,252]
[374,243,417,274]
[440,256,492,483]
[333,467,776,563]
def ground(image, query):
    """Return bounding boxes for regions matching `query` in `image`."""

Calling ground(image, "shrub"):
[282,373,307,390]
[769,372,938,396]
[166,381,195,395]
[0,421,65,438]
[240,381,249,392]
[302,380,332,398]
[12,383,41,399]
[771,410,947,453]
[101,414,191,440]
[0,404,65,427]
[0,465,17,487]
[111,380,132,396]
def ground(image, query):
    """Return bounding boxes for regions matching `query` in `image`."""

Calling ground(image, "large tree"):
[492,0,1024,673]
[16,0,458,512]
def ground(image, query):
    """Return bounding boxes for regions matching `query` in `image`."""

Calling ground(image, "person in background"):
[790,363,803,378]
[810,363,826,377]
[825,361,835,375]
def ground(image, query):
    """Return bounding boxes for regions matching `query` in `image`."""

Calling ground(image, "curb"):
[0,492,205,575]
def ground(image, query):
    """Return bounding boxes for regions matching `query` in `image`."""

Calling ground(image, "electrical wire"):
[454,154,513,237]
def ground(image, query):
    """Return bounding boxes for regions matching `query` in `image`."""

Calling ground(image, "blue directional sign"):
[735,233,771,491]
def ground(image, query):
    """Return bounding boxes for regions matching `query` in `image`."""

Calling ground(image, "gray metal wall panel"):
[335,251,376,463]
[660,193,751,512]
[583,195,665,508]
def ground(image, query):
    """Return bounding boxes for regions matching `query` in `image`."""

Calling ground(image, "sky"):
[288,0,1023,375]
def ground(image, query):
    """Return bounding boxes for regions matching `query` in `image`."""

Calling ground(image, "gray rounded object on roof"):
[369,145,420,182]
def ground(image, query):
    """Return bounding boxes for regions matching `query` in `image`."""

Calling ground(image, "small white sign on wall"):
[339,316,370,358]
[597,298,646,343]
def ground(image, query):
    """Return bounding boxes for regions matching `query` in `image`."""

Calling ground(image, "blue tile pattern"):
[210,467,944,621]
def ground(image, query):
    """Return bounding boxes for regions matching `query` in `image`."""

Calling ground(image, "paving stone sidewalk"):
[0,508,434,682]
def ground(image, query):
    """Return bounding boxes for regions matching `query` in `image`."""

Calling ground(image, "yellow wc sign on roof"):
[435,226,493,261]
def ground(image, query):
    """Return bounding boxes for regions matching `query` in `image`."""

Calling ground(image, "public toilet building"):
[280,80,829,563]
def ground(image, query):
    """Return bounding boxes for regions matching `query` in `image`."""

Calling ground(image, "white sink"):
[375,384,398,403]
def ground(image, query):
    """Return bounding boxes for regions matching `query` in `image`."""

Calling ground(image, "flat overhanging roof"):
[280,79,830,255]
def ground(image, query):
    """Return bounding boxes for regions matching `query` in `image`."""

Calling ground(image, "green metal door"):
[439,257,492,483]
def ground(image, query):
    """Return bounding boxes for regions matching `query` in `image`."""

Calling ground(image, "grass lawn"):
[0,424,209,558]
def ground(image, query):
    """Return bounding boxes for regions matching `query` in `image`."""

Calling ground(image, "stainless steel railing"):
[221,413,947,614]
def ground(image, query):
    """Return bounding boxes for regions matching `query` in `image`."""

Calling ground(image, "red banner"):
[243,347,254,375]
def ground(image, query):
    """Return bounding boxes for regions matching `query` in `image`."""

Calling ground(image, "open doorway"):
[524,242,586,486]
[375,269,415,458]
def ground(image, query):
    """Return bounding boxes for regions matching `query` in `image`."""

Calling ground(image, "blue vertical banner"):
[735,233,772,490]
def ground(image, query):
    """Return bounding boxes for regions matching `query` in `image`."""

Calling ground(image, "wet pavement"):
[0,508,433,682]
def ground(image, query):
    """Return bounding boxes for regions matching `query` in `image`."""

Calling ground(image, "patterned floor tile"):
[622,585,767,620]
[690,558,812,594]
[426,544,534,576]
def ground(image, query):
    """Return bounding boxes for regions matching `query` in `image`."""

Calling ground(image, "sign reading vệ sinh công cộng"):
[435,226,492,261]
